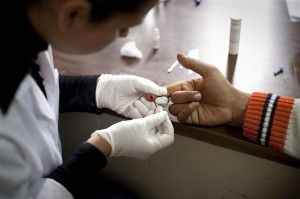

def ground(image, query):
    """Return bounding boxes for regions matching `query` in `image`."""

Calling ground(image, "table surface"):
[53,0,300,167]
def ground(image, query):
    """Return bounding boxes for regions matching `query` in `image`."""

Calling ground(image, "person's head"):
[27,0,158,54]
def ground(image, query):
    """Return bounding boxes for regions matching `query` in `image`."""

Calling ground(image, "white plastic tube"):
[229,18,242,55]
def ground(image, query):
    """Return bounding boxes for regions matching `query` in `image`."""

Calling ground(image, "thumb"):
[155,115,174,148]
[156,86,168,96]
[144,111,168,129]
[177,53,212,78]
[133,76,167,96]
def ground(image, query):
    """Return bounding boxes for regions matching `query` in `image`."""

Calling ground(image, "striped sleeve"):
[243,92,300,159]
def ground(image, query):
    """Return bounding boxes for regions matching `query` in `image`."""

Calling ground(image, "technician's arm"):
[59,74,102,113]
[59,74,167,118]
[47,141,108,199]
[0,138,106,199]
[48,111,173,198]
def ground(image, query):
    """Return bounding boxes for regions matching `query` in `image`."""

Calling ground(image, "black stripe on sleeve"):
[257,94,272,144]
[265,95,280,147]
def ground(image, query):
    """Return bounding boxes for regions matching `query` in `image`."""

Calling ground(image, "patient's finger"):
[165,82,185,97]
[171,91,201,104]
[176,102,200,123]
[144,94,157,102]
[177,53,214,78]
[168,103,189,116]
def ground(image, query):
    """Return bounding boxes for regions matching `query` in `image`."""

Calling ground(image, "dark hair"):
[88,0,153,22]
[25,0,153,22]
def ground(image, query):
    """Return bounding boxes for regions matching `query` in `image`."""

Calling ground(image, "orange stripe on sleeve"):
[269,96,295,152]
[243,92,268,142]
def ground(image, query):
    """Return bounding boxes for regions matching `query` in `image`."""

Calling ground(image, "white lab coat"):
[0,46,73,199]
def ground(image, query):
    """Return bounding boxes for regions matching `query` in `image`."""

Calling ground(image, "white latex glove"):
[91,111,174,159]
[127,96,164,118]
[96,74,167,118]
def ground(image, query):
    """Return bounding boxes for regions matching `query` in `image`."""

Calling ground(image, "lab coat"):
[0,46,73,199]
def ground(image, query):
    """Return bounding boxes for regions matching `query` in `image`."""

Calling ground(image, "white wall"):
[59,112,300,199]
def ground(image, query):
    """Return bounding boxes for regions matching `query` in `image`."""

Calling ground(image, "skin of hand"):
[165,53,251,126]
[87,135,112,157]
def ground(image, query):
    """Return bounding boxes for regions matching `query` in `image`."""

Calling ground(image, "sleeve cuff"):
[243,92,295,152]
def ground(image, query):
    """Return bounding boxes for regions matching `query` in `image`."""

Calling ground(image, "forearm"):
[47,142,107,198]
[59,74,103,113]
[232,89,251,125]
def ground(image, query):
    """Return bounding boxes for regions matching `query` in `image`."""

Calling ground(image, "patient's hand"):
[165,54,250,126]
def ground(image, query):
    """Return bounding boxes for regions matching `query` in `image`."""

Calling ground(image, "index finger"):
[165,81,185,97]
[171,91,201,104]
[177,53,214,78]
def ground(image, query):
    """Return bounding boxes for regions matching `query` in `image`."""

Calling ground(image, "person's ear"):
[57,0,91,32]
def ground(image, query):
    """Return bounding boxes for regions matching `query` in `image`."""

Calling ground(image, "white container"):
[228,18,242,55]
[153,28,160,50]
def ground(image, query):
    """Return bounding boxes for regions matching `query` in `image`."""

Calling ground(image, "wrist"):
[87,134,111,157]
[232,90,251,125]
[95,74,113,108]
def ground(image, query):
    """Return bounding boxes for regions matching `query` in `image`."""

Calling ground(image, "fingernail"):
[194,93,201,100]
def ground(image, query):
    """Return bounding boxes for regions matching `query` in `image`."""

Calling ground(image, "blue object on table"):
[195,0,202,6]
[274,64,284,76]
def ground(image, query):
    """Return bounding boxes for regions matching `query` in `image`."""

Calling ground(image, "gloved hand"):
[91,111,174,159]
[95,74,167,118]
[127,96,164,118]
